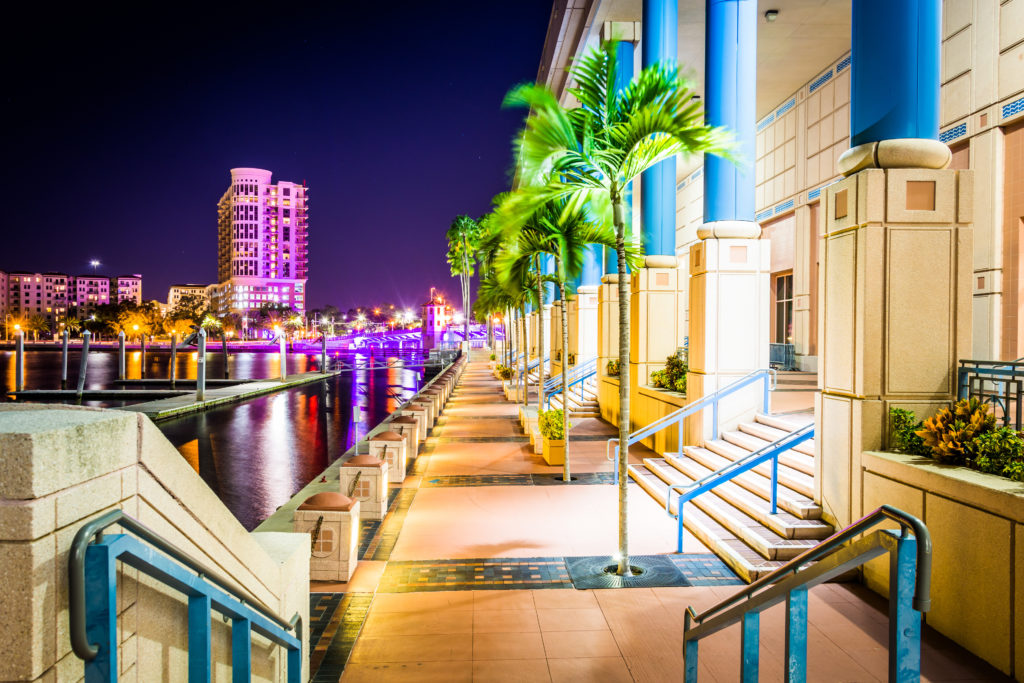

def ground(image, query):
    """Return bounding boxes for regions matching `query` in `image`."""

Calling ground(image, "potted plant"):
[606,359,620,376]
[539,408,571,465]
[489,352,497,370]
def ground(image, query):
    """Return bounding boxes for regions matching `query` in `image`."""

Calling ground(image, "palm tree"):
[502,43,731,574]
[446,215,482,347]
[26,314,49,341]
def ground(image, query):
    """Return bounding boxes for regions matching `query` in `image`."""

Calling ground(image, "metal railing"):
[957,358,1024,429]
[543,356,595,393]
[769,342,796,371]
[683,505,931,683]
[545,358,597,409]
[668,423,814,552]
[606,369,775,485]
[69,510,302,682]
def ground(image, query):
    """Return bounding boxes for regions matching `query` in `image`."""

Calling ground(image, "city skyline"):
[0,2,554,310]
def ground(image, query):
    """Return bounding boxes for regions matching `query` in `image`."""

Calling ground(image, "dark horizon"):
[0,1,554,311]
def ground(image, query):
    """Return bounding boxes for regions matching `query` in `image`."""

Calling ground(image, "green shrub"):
[489,353,496,361]
[539,409,570,440]
[969,428,1024,482]
[650,350,687,394]
[606,359,620,376]
[916,398,995,465]
[496,365,514,380]
[888,408,928,455]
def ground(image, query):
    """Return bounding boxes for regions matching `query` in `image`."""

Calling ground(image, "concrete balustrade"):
[389,416,420,462]
[293,492,359,582]
[0,405,309,682]
[402,405,428,442]
[339,454,388,521]
[369,431,407,484]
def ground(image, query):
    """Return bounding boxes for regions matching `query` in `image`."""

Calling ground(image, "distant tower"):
[213,168,309,315]
[420,287,452,350]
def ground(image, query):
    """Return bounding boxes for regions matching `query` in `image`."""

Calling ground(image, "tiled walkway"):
[309,354,1010,682]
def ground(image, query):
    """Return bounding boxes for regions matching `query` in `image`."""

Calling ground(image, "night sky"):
[1,2,554,310]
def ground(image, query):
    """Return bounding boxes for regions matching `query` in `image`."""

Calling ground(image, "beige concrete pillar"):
[551,300,564,377]
[686,238,772,444]
[816,167,973,528]
[791,204,818,371]
[629,256,687,430]
[528,312,539,359]
[575,286,598,362]
[597,275,621,424]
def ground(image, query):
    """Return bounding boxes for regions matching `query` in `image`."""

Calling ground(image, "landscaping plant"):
[650,350,688,393]
[539,408,571,441]
[888,407,929,455]
[968,427,1024,482]
[606,359,620,376]
[916,398,995,465]
[496,365,515,381]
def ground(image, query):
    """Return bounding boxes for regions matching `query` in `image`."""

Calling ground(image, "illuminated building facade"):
[215,168,309,314]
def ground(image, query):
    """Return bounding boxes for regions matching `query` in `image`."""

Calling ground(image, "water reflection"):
[156,355,429,530]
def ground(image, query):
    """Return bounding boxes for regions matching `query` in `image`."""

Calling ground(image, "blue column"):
[582,245,602,287]
[850,0,940,146]
[703,0,757,224]
[642,0,678,256]
[607,39,636,274]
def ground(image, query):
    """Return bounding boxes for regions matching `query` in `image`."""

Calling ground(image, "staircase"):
[548,376,599,417]
[628,411,833,582]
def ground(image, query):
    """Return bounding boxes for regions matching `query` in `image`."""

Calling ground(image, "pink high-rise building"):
[214,168,309,315]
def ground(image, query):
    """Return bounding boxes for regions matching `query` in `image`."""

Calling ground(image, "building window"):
[774,273,793,345]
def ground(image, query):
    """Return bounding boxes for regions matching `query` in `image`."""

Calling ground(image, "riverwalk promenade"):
[302,352,1004,682]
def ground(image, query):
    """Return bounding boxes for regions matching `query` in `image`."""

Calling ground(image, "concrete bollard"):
[15,331,24,392]
[222,334,230,380]
[140,333,146,379]
[76,331,91,397]
[196,328,207,402]
[117,330,126,381]
[321,335,328,374]
[60,329,69,390]
[169,332,177,388]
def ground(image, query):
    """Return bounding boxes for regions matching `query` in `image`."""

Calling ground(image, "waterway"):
[1,349,432,530]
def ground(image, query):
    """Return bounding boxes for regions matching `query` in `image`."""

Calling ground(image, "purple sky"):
[0,2,553,310]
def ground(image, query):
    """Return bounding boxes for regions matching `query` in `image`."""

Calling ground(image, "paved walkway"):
[308,354,1009,682]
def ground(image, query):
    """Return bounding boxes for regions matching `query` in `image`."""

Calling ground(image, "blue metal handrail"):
[69,510,302,682]
[546,358,597,409]
[667,423,814,552]
[544,357,596,393]
[606,369,775,484]
[683,505,931,683]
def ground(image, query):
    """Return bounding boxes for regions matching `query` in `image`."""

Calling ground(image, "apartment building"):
[215,168,309,314]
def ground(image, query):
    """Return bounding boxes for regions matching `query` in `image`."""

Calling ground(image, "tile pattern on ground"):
[378,557,573,592]
[668,553,745,586]
[435,435,531,443]
[357,487,403,559]
[309,592,373,682]
[418,472,615,488]
[364,488,418,561]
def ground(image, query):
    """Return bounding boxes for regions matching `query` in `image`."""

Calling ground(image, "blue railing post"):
[84,541,119,683]
[677,497,685,553]
[188,594,213,683]
[677,419,684,457]
[890,534,922,682]
[785,588,808,683]
[712,401,719,440]
[613,444,620,485]
[287,644,303,683]
[684,613,699,683]
[740,612,760,682]
[232,618,252,683]
[770,455,779,515]
[763,373,771,413]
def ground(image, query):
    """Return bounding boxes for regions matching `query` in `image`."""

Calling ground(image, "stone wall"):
[0,405,309,682]
[860,450,1024,679]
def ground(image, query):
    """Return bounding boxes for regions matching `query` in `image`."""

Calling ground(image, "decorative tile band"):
[940,123,967,143]
[776,98,796,118]
[836,55,852,73]
[755,209,774,222]
[808,187,822,200]
[809,69,833,93]
[1003,96,1024,120]
[775,199,795,214]
[757,112,776,131]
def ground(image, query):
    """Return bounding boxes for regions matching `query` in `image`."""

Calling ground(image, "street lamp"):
[89,259,100,274]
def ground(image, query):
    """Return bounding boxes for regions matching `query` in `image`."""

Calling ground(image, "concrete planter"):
[541,436,565,465]
[861,450,1024,676]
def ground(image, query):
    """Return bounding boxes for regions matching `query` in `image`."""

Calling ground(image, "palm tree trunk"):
[462,235,471,347]
[535,256,546,409]
[519,304,529,407]
[557,265,571,483]
[613,194,632,576]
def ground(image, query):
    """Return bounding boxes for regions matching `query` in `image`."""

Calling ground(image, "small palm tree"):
[26,314,49,341]
[446,215,482,346]
[502,43,731,574]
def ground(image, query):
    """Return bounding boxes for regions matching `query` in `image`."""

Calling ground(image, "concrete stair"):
[547,378,599,418]
[628,412,832,582]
